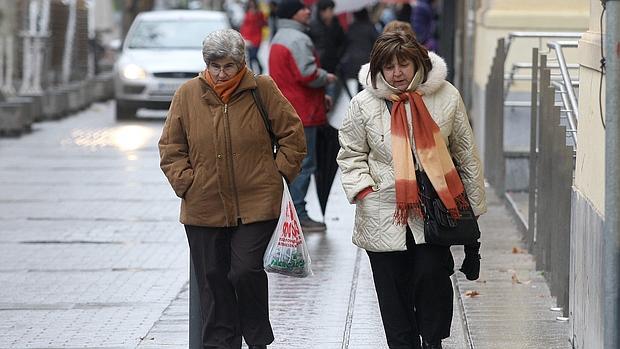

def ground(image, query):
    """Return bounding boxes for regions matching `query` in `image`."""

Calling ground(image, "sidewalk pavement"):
[0,101,569,348]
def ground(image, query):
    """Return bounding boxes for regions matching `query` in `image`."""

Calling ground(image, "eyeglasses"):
[208,62,239,76]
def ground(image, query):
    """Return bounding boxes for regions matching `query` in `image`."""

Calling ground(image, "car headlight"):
[121,64,147,80]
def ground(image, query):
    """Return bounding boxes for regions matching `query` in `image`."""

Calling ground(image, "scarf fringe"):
[394,202,423,226]
[455,192,470,210]
[447,192,471,219]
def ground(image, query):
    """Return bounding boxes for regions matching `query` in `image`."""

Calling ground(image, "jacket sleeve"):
[448,93,487,216]
[337,97,377,204]
[257,76,307,182]
[290,36,329,88]
[158,89,194,198]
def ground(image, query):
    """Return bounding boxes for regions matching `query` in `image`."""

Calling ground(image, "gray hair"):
[201,29,246,65]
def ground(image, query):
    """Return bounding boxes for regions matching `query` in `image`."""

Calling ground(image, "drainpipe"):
[604,0,620,348]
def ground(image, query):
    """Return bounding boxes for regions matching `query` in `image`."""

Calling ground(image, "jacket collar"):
[357,51,448,100]
[198,68,257,104]
[277,18,308,32]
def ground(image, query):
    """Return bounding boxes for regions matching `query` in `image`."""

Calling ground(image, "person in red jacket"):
[268,0,337,232]
[240,0,267,73]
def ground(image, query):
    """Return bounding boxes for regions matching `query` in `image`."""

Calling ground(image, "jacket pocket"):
[354,188,382,245]
[260,154,282,185]
[181,167,199,199]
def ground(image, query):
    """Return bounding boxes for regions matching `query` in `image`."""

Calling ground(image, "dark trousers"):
[367,230,454,349]
[185,219,277,349]
[247,45,263,74]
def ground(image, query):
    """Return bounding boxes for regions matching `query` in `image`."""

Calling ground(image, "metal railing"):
[547,41,579,146]
[484,32,580,194]
[527,50,575,317]
[505,31,583,55]
[484,32,581,317]
[504,62,579,99]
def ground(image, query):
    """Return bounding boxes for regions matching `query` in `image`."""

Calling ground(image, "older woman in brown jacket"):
[158,29,306,349]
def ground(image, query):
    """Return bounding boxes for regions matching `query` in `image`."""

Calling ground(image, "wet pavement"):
[0,100,569,348]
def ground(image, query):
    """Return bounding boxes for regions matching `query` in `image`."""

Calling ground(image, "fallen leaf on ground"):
[512,246,527,254]
[464,290,480,297]
[511,273,532,285]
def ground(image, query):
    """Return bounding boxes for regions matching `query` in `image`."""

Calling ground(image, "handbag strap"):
[251,75,278,157]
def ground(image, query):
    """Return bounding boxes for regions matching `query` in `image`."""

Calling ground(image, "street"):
[0,100,568,348]
[0,101,467,348]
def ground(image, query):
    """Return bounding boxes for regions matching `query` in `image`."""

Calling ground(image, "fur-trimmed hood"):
[357,51,448,100]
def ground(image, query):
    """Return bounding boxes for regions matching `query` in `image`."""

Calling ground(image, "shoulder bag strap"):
[252,75,278,158]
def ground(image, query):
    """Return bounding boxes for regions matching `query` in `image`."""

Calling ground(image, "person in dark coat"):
[309,0,346,75]
[268,0,278,39]
[396,3,412,23]
[309,0,346,102]
[340,8,379,90]
[411,0,438,52]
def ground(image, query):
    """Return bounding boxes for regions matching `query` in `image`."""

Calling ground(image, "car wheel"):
[116,100,137,120]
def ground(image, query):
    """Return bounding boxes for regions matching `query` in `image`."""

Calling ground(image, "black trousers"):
[185,219,277,349]
[367,230,454,349]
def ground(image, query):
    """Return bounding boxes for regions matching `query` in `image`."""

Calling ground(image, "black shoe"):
[248,346,267,349]
[300,217,326,232]
[422,340,442,349]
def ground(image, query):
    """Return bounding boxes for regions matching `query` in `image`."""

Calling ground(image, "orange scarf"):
[391,91,470,225]
[204,66,247,103]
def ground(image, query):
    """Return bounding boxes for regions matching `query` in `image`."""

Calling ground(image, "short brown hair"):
[368,31,432,89]
[382,20,415,38]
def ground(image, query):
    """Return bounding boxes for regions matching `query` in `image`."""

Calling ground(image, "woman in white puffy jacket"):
[336,30,486,349]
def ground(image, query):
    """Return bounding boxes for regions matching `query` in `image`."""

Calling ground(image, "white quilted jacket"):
[337,52,487,252]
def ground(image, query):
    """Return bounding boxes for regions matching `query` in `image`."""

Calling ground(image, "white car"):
[114,10,230,120]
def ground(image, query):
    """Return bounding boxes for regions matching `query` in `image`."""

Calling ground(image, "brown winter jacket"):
[158,69,307,227]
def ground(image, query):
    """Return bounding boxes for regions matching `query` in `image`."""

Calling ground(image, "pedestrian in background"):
[269,0,337,233]
[309,0,345,101]
[340,8,379,93]
[382,19,414,36]
[395,3,412,23]
[158,29,306,349]
[240,0,267,73]
[268,0,278,38]
[411,0,439,52]
[337,31,487,349]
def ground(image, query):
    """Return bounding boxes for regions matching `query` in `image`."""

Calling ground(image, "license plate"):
[156,82,181,93]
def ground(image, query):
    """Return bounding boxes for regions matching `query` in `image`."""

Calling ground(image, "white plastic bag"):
[263,178,313,278]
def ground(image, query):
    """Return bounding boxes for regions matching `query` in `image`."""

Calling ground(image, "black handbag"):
[416,170,480,246]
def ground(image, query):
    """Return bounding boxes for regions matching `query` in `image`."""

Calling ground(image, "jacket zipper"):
[223,103,242,221]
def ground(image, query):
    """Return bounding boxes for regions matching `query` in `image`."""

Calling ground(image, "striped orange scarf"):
[391,90,470,225]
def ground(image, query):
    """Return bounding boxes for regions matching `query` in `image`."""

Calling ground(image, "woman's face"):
[207,57,240,83]
[382,56,415,92]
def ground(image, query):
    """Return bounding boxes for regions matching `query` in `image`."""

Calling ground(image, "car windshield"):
[127,19,226,49]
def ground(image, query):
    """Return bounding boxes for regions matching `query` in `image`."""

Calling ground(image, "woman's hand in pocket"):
[354,186,374,203]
